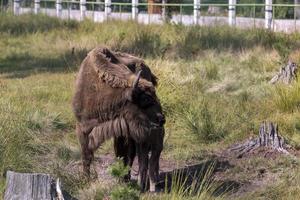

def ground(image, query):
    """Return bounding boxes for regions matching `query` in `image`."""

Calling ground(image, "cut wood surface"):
[4,171,71,200]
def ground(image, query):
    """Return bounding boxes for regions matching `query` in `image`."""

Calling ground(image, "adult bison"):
[72,47,165,192]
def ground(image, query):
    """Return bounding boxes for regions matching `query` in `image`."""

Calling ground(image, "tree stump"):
[4,171,67,200]
[229,122,289,158]
[258,121,284,150]
[270,61,298,84]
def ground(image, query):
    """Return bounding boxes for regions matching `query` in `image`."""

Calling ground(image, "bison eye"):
[138,93,155,108]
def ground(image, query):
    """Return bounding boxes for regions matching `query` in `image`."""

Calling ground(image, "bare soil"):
[69,137,299,198]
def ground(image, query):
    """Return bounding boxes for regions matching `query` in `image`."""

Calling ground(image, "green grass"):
[1,13,300,199]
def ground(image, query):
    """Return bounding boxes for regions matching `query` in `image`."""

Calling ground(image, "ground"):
[70,140,299,199]
[1,13,300,200]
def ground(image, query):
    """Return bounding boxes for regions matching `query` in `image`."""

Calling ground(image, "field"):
[1,13,300,199]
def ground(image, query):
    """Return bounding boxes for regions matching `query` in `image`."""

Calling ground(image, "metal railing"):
[12,1,300,32]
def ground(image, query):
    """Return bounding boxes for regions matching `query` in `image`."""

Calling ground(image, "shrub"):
[110,185,139,200]
[108,159,130,182]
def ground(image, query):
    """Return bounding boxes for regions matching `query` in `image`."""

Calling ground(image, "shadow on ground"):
[155,159,241,196]
[0,48,89,78]
[73,154,241,197]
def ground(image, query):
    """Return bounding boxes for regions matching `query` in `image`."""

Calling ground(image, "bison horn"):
[133,70,142,88]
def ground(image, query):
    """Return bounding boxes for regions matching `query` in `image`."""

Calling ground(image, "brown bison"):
[72,47,165,192]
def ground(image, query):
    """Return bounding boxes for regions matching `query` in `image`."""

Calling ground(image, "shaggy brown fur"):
[72,47,165,192]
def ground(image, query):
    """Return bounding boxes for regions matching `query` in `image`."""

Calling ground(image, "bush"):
[108,159,130,182]
[110,185,139,200]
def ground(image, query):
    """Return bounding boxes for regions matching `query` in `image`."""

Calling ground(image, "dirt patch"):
[71,138,299,198]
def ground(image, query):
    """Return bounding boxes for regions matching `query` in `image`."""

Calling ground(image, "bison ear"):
[133,70,142,89]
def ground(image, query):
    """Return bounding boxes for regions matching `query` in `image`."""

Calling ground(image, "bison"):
[72,47,165,192]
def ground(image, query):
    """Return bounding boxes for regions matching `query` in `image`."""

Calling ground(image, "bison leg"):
[137,143,149,191]
[79,118,99,135]
[76,123,94,177]
[114,137,136,181]
[126,138,136,180]
[149,145,162,192]
[149,128,164,192]
[114,136,129,164]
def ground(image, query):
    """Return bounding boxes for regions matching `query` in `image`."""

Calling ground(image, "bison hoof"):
[123,174,131,182]
[149,184,156,193]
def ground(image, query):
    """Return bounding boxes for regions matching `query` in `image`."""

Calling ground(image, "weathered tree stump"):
[270,61,298,84]
[230,122,288,158]
[258,121,284,150]
[4,171,67,200]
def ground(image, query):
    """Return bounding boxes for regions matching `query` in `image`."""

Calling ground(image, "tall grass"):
[0,100,36,174]
[273,80,300,112]
[166,164,217,200]
[0,13,78,35]
[142,163,224,200]
[1,14,297,59]
[181,99,227,143]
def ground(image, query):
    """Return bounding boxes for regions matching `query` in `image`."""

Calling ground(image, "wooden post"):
[265,0,272,29]
[132,0,138,20]
[296,0,300,19]
[228,0,236,26]
[34,0,40,14]
[105,0,111,20]
[56,0,62,18]
[162,0,166,21]
[194,0,200,25]
[13,0,20,15]
[80,0,86,20]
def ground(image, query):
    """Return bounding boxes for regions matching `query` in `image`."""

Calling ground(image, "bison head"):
[129,70,165,128]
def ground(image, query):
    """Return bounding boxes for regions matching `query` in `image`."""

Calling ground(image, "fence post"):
[193,0,200,25]
[228,0,236,26]
[132,0,138,20]
[56,0,62,18]
[34,0,40,14]
[105,0,111,20]
[162,0,166,21]
[80,0,86,20]
[265,0,272,29]
[13,0,20,15]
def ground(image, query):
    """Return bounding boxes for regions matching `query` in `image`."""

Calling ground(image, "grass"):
[1,13,300,199]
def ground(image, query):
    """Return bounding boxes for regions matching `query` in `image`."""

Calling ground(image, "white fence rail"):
[12,1,300,33]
